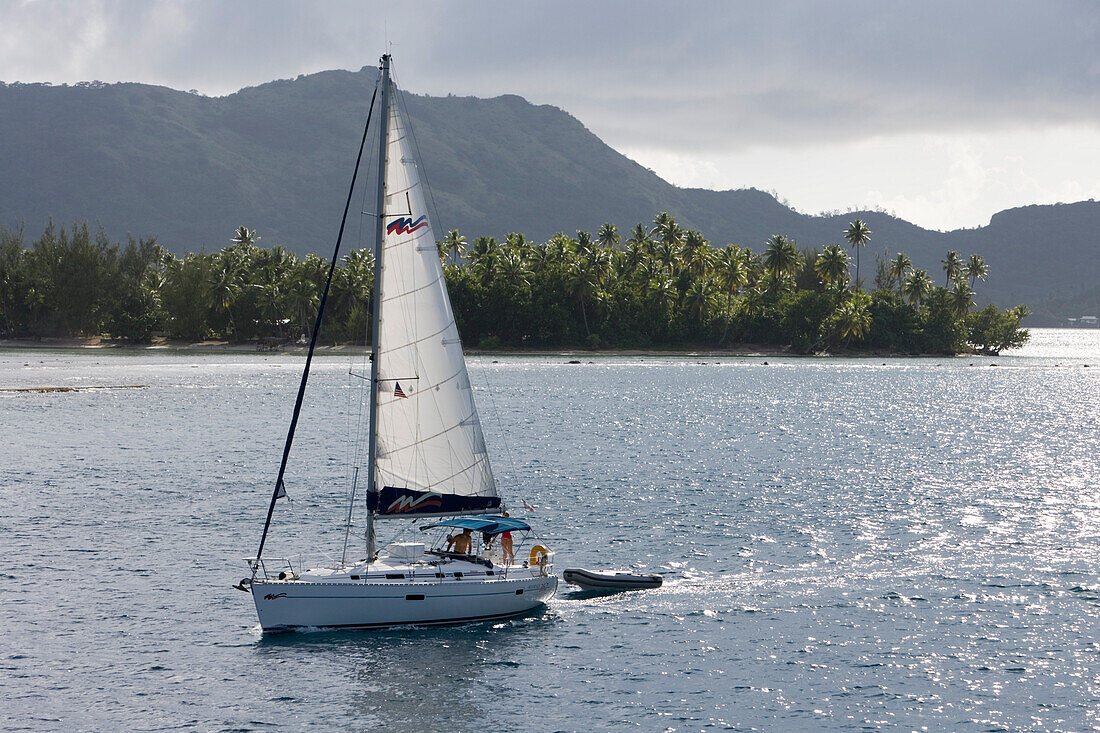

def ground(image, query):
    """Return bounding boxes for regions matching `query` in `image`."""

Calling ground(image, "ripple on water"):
[1,334,1099,730]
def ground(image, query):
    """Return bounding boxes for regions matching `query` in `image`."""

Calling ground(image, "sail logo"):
[386,492,443,513]
[387,215,428,235]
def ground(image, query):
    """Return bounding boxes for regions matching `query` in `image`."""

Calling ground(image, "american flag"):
[523,499,536,512]
[394,382,408,399]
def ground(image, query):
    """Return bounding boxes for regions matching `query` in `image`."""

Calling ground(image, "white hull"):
[251,563,557,631]
[246,62,560,634]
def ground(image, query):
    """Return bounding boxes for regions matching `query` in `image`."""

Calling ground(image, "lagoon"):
[2,328,1098,730]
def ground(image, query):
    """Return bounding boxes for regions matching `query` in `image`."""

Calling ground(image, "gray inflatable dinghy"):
[562,568,663,591]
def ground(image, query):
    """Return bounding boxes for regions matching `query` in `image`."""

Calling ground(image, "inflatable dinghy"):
[562,568,663,591]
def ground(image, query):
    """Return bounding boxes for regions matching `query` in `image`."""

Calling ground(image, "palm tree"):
[902,268,933,307]
[646,275,675,320]
[467,236,499,288]
[815,244,851,288]
[716,245,748,300]
[596,222,620,250]
[504,231,528,251]
[950,281,975,318]
[965,254,988,288]
[621,238,646,279]
[285,267,320,338]
[651,212,683,273]
[763,234,802,280]
[626,223,649,249]
[209,250,245,338]
[440,229,466,265]
[941,250,962,287]
[638,257,664,285]
[844,219,872,287]
[888,252,912,292]
[230,225,260,248]
[497,247,531,290]
[715,245,749,343]
[834,292,872,344]
[574,230,595,259]
[570,244,610,337]
[653,237,680,276]
[684,278,717,326]
[545,233,573,268]
[329,248,373,339]
[681,230,711,277]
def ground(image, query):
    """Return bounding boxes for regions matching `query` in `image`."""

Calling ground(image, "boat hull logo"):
[386,492,442,513]
[387,215,428,235]
[263,593,288,600]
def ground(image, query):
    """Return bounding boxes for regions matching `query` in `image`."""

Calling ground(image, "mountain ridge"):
[1,67,1097,323]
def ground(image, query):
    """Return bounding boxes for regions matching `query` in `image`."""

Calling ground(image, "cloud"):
[625,125,1100,231]
[3,1,1097,145]
[1,0,1097,229]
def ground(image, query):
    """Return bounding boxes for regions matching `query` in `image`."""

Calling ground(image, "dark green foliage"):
[107,237,163,341]
[0,217,1017,355]
[967,304,1031,355]
[867,290,921,353]
[919,287,968,354]
[0,221,162,339]
[779,290,833,353]
[0,75,1093,323]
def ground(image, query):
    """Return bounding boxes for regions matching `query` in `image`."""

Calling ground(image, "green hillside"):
[1,67,1097,323]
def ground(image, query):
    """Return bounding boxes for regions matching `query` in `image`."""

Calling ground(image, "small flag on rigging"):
[275,478,286,499]
[523,499,536,512]
[394,382,408,399]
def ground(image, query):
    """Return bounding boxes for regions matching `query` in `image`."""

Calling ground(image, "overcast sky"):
[3,0,1098,231]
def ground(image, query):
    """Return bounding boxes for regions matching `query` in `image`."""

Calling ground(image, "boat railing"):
[245,557,298,580]
[483,548,555,577]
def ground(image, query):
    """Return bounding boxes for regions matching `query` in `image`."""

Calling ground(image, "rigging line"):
[379,273,446,303]
[479,360,523,507]
[253,82,380,571]
[389,76,432,498]
[395,76,477,507]
[345,105,382,560]
[375,408,481,454]
[391,76,446,260]
[376,454,487,492]
[341,465,361,565]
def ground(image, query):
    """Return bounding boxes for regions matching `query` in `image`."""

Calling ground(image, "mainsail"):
[369,94,499,517]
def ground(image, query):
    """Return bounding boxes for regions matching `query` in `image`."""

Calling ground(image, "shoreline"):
[0,336,958,359]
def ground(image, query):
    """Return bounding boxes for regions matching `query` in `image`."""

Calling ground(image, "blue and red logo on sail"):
[387,215,429,235]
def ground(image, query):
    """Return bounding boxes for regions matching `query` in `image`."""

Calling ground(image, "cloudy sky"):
[3,0,1098,231]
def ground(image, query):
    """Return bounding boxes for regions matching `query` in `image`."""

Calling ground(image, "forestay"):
[369,93,500,518]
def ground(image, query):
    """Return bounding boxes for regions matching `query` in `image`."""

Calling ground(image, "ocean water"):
[2,329,1099,731]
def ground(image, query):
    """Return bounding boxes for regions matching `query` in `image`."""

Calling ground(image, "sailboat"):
[241,54,557,631]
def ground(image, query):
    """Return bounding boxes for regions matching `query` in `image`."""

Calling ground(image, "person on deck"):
[447,528,473,554]
[500,511,515,565]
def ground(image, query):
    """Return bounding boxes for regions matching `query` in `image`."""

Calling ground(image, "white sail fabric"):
[372,92,497,510]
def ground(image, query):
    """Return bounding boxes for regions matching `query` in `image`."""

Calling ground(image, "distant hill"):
[1,67,1097,323]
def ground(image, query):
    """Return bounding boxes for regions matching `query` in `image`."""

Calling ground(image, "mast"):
[364,53,391,561]
[252,73,379,576]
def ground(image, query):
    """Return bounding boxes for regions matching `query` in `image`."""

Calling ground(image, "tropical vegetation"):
[0,215,1029,355]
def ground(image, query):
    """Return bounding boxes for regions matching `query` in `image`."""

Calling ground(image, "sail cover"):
[371,91,500,518]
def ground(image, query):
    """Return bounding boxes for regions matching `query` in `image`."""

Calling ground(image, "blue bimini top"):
[419,516,532,536]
